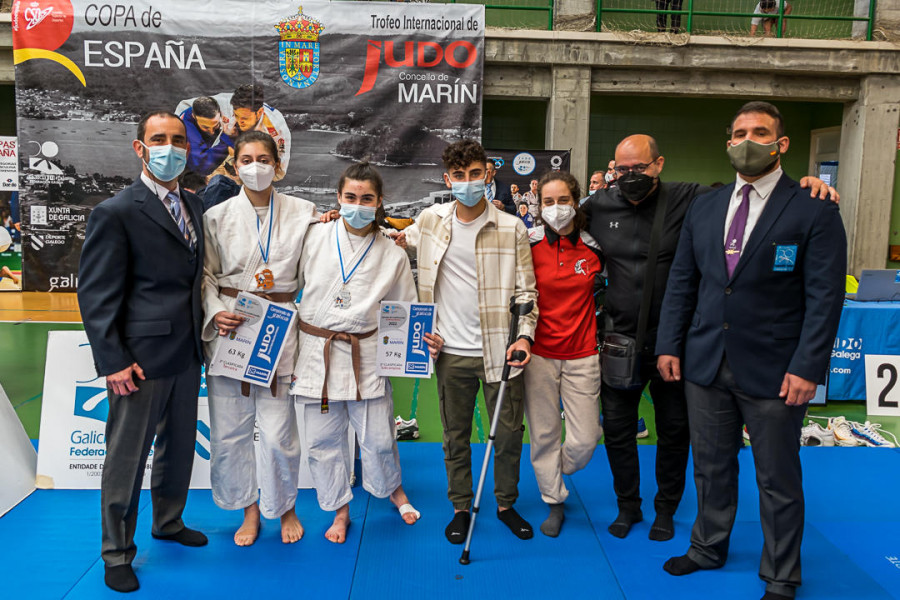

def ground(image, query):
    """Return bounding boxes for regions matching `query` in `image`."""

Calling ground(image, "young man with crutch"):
[394,139,539,543]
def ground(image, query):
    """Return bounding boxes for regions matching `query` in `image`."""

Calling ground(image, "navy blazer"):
[78,178,205,378]
[655,174,846,399]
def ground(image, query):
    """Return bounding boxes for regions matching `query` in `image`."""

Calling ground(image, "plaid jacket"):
[406,201,538,382]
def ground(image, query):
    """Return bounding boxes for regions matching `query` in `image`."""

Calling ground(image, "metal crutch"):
[459,297,535,565]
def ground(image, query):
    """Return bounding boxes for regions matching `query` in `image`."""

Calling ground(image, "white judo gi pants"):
[523,354,602,505]
[300,392,402,511]
[207,375,301,519]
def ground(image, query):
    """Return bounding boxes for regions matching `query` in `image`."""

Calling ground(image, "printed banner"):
[36,330,352,489]
[376,301,436,378]
[208,293,296,386]
[12,0,485,291]
[0,137,18,191]
[485,148,571,203]
[0,191,22,291]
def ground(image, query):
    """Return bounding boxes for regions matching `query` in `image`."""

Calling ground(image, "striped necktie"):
[166,191,191,245]
[485,182,494,201]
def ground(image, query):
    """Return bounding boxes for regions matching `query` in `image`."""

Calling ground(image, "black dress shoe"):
[151,526,208,547]
[105,564,139,593]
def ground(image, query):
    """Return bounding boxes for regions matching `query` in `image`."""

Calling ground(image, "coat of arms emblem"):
[276,6,324,89]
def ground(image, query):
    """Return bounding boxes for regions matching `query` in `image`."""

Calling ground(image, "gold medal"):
[256,268,274,291]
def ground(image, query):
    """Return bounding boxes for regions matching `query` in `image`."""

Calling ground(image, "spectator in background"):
[581,169,608,205]
[606,160,618,189]
[656,0,684,33]
[750,0,792,36]
[486,160,515,214]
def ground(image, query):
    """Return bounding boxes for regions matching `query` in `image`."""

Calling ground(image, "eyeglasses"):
[614,158,659,176]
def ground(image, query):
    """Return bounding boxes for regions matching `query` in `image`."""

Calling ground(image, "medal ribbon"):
[336,222,376,285]
[255,191,275,265]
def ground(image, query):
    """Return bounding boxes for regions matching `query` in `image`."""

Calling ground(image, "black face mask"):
[617,172,656,203]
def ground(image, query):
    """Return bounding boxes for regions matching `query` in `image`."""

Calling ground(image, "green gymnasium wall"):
[588,96,843,187]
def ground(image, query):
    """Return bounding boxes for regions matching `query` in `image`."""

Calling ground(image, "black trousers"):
[100,361,201,566]
[600,356,690,516]
[656,0,684,32]
[685,358,806,598]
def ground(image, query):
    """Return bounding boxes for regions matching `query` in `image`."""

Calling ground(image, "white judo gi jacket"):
[290,220,417,401]
[202,190,317,376]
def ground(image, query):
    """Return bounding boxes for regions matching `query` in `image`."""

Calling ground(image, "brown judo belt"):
[220,286,296,397]
[296,318,376,414]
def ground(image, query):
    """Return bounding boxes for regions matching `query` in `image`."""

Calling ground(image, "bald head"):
[615,135,660,164]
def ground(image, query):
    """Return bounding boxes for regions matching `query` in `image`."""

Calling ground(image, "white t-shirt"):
[434,208,489,356]
[751,1,791,26]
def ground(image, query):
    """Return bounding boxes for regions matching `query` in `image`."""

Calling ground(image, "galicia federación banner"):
[12,1,485,291]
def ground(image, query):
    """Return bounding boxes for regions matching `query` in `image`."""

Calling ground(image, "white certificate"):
[376,302,436,378]
[208,292,296,386]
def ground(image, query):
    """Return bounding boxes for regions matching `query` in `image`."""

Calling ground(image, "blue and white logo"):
[773,244,797,272]
[513,152,536,176]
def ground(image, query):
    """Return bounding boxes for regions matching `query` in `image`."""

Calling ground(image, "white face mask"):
[541,204,576,232]
[238,162,276,192]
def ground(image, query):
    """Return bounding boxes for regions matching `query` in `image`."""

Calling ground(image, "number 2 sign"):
[864,355,900,417]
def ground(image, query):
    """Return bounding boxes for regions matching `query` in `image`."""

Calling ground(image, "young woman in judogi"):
[202,130,317,546]
[290,161,420,544]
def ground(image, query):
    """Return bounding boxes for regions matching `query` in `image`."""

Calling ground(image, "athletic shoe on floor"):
[827,416,861,447]
[850,420,898,448]
[395,416,419,440]
[636,417,649,439]
[800,422,834,446]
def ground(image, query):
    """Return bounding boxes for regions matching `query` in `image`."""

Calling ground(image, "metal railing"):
[596,0,877,40]
[443,0,555,31]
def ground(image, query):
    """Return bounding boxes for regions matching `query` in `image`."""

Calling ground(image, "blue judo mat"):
[2,444,899,599]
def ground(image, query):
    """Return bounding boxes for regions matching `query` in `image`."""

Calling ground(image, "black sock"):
[649,513,675,541]
[539,503,565,537]
[497,507,533,540]
[760,593,794,600]
[607,510,642,538]
[104,564,139,593]
[444,511,470,544]
[663,554,703,576]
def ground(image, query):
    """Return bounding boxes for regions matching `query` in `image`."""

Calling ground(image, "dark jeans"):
[656,0,684,32]
[600,355,690,516]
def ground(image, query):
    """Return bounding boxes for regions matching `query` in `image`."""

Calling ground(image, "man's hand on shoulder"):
[779,372,817,406]
[107,363,146,397]
[798,176,839,203]
[657,355,681,382]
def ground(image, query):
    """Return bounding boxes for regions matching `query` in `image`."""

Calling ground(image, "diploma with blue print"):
[376,302,436,378]
[208,292,296,386]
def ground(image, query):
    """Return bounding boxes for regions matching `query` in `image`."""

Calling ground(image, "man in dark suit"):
[485,160,515,214]
[78,111,207,593]
[655,101,846,600]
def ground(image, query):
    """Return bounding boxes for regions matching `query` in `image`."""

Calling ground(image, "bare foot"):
[280,508,304,544]
[390,485,420,525]
[234,504,261,546]
[325,505,350,544]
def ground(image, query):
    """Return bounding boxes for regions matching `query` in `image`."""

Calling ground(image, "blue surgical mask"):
[339,203,377,230]
[140,142,187,182]
[451,179,486,207]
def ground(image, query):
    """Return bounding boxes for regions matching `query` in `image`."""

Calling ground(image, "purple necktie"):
[725,184,752,278]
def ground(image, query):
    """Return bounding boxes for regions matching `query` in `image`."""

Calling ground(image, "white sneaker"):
[800,422,834,446]
[826,416,860,447]
[850,420,898,448]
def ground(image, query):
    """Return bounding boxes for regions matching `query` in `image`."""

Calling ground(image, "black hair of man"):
[231,84,264,112]
[442,139,487,171]
[179,170,207,193]
[192,96,221,119]
[729,101,785,138]
[136,110,184,144]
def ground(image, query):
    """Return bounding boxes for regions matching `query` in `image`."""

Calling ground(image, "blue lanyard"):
[255,191,275,264]
[336,222,376,285]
